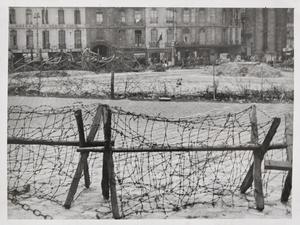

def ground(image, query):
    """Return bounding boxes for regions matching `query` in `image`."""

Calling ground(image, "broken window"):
[119,30,126,45]
[120,10,126,23]
[183,28,190,43]
[167,29,174,43]
[198,9,205,24]
[74,9,81,24]
[135,30,142,47]
[58,30,66,49]
[150,8,158,23]
[166,8,175,23]
[26,30,33,49]
[199,28,206,45]
[26,9,32,24]
[9,8,16,24]
[42,8,48,24]
[96,11,103,24]
[58,8,64,24]
[9,30,17,49]
[151,29,158,42]
[74,30,82,48]
[42,30,50,49]
[183,8,190,23]
[134,10,142,23]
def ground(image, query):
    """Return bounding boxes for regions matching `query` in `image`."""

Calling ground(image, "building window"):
[9,8,16,24]
[119,30,126,46]
[183,28,190,43]
[26,30,33,49]
[42,30,50,49]
[150,29,158,42]
[96,11,103,24]
[150,8,158,23]
[222,9,226,25]
[42,8,48,24]
[199,9,205,24]
[134,9,142,23]
[120,10,126,23]
[26,9,32,24]
[199,28,206,45]
[166,8,175,23]
[58,9,64,24]
[58,30,66,49]
[9,30,17,49]
[135,30,142,47]
[74,9,81,24]
[183,8,190,23]
[167,29,174,43]
[74,30,82,48]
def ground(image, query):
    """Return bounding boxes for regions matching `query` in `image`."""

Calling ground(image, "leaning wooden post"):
[64,109,89,209]
[102,105,121,219]
[240,116,281,210]
[240,105,258,193]
[111,71,115,99]
[254,117,281,210]
[281,113,293,202]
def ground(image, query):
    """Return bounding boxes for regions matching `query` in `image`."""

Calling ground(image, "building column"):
[267,9,276,54]
[255,9,263,56]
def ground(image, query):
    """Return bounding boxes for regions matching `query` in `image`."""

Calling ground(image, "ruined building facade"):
[9,7,293,64]
[241,8,292,59]
[9,7,86,57]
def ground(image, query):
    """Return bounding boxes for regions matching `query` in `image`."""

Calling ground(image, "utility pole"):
[34,12,40,57]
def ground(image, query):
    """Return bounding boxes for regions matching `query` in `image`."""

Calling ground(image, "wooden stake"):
[111,71,115,99]
[64,109,88,208]
[101,106,110,200]
[281,113,293,202]
[240,105,258,194]
[253,149,264,211]
[102,105,121,219]
[240,118,281,198]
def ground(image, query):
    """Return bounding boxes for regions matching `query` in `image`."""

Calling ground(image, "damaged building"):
[9,7,293,65]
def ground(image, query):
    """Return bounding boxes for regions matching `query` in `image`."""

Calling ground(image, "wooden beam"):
[102,105,121,219]
[253,150,264,211]
[281,170,292,202]
[240,118,281,194]
[264,160,292,171]
[7,137,108,147]
[281,113,293,202]
[64,110,88,209]
[77,143,287,153]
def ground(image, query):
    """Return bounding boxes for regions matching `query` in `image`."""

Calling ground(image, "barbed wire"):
[7,103,289,218]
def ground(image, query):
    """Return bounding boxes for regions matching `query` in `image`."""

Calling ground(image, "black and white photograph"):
[1,0,298,223]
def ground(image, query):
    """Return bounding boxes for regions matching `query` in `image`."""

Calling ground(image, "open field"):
[8,67,294,101]
[7,96,293,219]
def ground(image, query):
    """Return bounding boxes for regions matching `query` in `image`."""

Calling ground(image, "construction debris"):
[9,48,146,73]
[216,62,282,78]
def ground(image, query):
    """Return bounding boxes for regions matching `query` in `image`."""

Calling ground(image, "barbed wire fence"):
[7,103,290,219]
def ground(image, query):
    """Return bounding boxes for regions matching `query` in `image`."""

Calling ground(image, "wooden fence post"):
[281,113,293,202]
[253,148,264,211]
[102,105,120,219]
[111,71,115,99]
[64,109,89,209]
[240,105,258,193]
[240,117,281,210]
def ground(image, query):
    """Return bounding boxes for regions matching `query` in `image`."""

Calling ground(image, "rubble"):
[216,62,282,78]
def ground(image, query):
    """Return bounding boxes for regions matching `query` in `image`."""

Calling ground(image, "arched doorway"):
[92,44,109,57]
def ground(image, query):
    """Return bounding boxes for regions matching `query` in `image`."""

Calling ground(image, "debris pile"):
[216,62,282,78]
[9,49,146,73]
